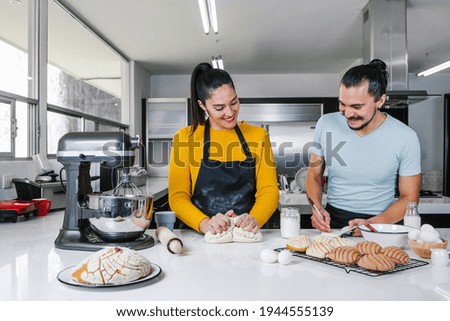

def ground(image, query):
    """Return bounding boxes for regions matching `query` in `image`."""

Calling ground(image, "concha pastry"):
[330,237,356,248]
[71,247,152,285]
[380,246,410,264]
[286,235,313,252]
[327,246,361,265]
[356,241,382,254]
[313,234,335,244]
[357,253,395,272]
[306,242,334,259]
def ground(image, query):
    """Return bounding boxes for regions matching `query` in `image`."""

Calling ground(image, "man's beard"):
[343,108,377,131]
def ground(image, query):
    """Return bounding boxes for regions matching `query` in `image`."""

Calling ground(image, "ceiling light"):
[211,56,224,69]
[9,0,22,4]
[417,60,450,77]
[198,0,218,34]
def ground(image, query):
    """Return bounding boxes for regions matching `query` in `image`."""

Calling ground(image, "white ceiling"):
[59,0,450,77]
[1,0,450,93]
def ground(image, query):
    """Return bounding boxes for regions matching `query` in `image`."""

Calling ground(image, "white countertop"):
[1,211,449,301]
[279,191,450,214]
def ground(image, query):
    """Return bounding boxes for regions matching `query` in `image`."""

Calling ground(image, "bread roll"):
[306,242,334,259]
[380,246,410,264]
[356,241,382,254]
[71,247,152,285]
[327,246,361,264]
[286,235,313,252]
[357,253,395,272]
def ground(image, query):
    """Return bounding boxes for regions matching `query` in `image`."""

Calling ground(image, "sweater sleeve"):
[249,130,279,226]
[168,128,208,232]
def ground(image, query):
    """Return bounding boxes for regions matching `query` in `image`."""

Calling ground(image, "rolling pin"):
[155,226,183,254]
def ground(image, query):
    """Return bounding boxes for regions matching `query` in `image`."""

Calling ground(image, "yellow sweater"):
[168,121,279,232]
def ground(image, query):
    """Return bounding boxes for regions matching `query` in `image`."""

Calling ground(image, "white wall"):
[129,61,151,137]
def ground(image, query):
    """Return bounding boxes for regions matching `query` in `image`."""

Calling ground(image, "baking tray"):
[274,247,429,277]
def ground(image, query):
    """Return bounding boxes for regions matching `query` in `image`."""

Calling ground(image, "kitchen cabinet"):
[142,98,189,177]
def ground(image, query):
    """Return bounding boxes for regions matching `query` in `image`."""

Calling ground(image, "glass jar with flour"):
[280,207,300,238]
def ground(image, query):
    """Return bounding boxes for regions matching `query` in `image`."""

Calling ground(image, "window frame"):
[0,95,15,158]
[0,90,39,159]
[46,103,128,156]
[0,0,130,161]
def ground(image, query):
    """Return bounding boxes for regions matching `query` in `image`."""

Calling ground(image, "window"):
[0,0,129,159]
[0,0,31,98]
[46,0,129,154]
[47,111,81,154]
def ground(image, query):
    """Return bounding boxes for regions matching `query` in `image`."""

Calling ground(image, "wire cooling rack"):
[274,247,429,277]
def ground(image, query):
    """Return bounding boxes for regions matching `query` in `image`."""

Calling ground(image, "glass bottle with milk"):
[403,202,421,229]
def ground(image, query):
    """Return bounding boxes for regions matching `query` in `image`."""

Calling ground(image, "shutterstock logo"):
[322,132,347,166]
[150,131,347,169]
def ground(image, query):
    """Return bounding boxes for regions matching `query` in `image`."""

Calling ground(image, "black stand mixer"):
[54,132,155,251]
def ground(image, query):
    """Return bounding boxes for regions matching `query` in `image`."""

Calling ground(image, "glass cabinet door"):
[146,98,188,139]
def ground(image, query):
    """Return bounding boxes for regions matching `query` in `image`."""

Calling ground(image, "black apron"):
[191,121,256,217]
[325,203,374,228]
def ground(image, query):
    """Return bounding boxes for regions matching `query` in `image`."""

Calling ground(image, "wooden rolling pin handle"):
[156,226,184,254]
[167,238,184,254]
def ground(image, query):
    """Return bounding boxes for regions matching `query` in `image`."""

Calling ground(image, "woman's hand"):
[310,207,331,232]
[199,210,236,234]
[234,213,260,233]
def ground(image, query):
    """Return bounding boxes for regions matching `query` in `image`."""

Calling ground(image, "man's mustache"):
[340,112,362,121]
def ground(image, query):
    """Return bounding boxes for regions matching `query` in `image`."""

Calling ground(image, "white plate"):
[294,168,308,191]
[57,263,162,288]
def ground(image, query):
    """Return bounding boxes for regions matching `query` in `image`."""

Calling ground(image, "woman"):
[168,63,279,235]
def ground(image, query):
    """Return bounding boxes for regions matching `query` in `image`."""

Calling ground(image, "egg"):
[408,228,420,240]
[260,249,278,263]
[277,250,293,265]
[420,224,435,232]
[419,230,439,243]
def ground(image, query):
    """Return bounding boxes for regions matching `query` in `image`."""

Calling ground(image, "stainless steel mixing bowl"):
[87,194,153,242]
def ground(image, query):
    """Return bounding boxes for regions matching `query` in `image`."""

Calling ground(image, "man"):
[305,59,421,235]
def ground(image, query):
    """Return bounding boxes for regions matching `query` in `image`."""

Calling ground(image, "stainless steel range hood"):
[362,0,433,108]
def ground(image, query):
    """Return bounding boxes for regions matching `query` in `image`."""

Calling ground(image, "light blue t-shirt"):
[311,112,421,215]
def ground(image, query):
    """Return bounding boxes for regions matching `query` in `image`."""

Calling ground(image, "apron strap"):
[203,120,253,161]
[234,124,253,160]
[203,121,211,161]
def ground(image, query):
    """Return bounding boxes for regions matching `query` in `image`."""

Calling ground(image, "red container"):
[0,200,38,222]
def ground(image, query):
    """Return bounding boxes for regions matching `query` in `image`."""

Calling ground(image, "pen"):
[307,196,326,222]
